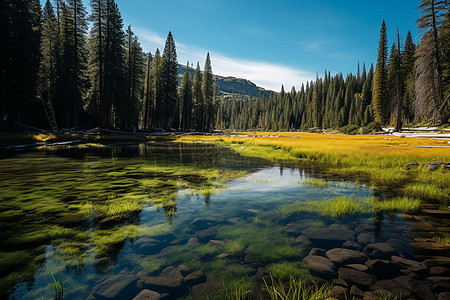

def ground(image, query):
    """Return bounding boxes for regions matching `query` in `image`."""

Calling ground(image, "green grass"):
[263,276,332,300]
[268,262,307,281]
[302,178,328,188]
[403,183,450,203]
[278,196,421,218]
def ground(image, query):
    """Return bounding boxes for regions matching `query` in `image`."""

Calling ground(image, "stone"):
[338,267,375,289]
[209,240,224,246]
[187,237,200,246]
[332,278,349,288]
[195,227,218,241]
[326,248,369,266]
[413,284,436,300]
[369,279,412,298]
[363,243,396,259]
[190,218,209,228]
[302,228,356,249]
[331,286,348,300]
[183,270,206,286]
[342,240,361,251]
[423,257,450,268]
[140,267,184,294]
[350,285,365,298]
[191,279,221,299]
[304,255,337,280]
[439,292,450,300]
[426,277,450,293]
[132,290,161,300]
[54,213,84,226]
[215,253,230,259]
[357,233,376,245]
[177,265,191,276]
[346,264,368,272]
[430,266,450,276]
[384,238,411,255]
[363,292,378,300]
[308,247,327,257]
[294,235,313,248]
[365,259,401,279]
[91,275,138,300]
[138,243,161,254]
[391,256,429,277]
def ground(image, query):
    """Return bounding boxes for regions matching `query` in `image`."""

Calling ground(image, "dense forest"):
[0,0,215,132]
[216,1,450,131]
[1,0,449,132]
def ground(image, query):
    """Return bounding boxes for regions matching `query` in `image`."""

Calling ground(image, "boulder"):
[139,267,184,294]
[331,286,349,300]
[294,235,313,248]
[326,248,369,266]
[369,279,412,298]
[363,292,378,300]
[183,270,206,286]
[423,257,450,268]
[54,213,84,226]
[331,286,348,300]
[308,248,327,257]
[187,237,200,246]
[391,256,429,277]
[426,277,450,293]
[332,278,349,288]
[90,275,138,300]
[346,264,368,272]
[430,266,450,277]
[338,267,375,289]
[363,243,396,259]
[304,255,337,280]
[342,240,361,251]
[132,290,161,300]
[191,279,221,299]
[195,227,218,241]
[177,265,191,276]
[357,233,376,245]
[302,228,356,249]
[350,285,365,298]
[365,259,401,279]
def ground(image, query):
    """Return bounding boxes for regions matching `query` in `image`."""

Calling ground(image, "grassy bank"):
[178,132,450,204]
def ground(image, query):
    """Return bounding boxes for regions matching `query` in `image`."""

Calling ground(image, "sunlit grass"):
[278,196,421,218]
[403,183,450,203]
[178,133,450,189]
[302,178,328,188]
[263,276,332,300]
[433,233,450,248]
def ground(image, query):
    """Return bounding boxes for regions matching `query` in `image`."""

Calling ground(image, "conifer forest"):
[1,0,449,132]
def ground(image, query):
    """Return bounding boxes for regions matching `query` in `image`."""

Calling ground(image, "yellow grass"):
[178,133,450,191]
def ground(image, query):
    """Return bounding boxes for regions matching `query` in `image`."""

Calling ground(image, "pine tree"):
[152,49,162,128]
[37,0,60,127]
[160,32,178,130]
[193,62,203,131]
[179,71,193,130]
[373,20,389,124]
[142,52,153,129]
[415,0,449,122]
[441,10,450,101]
[402,31,416,123]
[202,53,214,132]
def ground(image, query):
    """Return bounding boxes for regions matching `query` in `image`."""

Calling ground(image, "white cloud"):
[134,27,314,92]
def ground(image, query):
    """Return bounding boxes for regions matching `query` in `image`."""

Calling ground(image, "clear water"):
[0,142,447,299]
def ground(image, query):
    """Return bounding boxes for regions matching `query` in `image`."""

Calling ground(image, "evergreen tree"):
[179,71,193,130]
[202,53,214,132]
[402,31,416,122]
[415,0,449,122]
[441,10,450,102]
[160,32,178,130]
[373,20,389,124]
[142,52,153,129]
[193,62,203,131]
[152,49,162,128]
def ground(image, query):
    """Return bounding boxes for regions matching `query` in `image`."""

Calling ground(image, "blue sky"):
[43,0,422,91]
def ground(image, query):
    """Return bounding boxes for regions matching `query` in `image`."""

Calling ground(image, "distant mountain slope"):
[178,65,273,100]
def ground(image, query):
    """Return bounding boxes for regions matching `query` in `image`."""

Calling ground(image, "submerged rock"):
[89,274,139,300]
[365,259,401,279]
[338,267,376,289]
[301,228,356,249]
[391,256,429,277]
[326,248,369,266]
[305,255,337,280]
[132,289,161,300]
[362,243,396,259]
[139,266,184,295]
[54,213,84,226]
[183,270,206,286]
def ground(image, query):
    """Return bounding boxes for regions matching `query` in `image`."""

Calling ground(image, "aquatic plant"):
[302,178,328,188]
[263,276,332,300]
[41,271,63,300]
[278,196,421,218]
